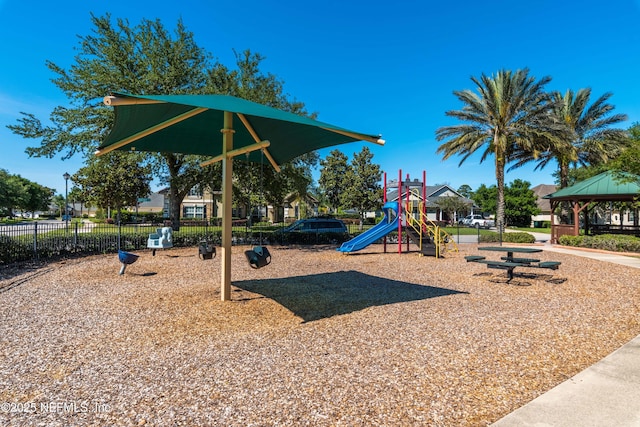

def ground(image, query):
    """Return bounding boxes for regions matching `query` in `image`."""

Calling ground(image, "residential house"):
[281,193,320,223]
[531,184,558,227]
[178,185,219,219]
[386,178,476,223]
[136,192,167,216]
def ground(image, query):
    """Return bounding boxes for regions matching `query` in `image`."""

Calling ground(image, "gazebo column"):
[572,201,580,237]
[550,200,557,243]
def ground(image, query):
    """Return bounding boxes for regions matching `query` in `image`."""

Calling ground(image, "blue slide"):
[337,202,399,253]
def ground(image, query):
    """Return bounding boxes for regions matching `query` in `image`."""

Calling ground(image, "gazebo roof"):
[543,171,640,201]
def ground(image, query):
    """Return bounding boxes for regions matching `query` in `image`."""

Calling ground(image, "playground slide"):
[337,202,399,253]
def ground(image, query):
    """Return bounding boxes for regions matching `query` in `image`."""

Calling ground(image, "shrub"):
[0,235,32,265]
[558,234,640,253]
[272,231,349,245]
[479,231,536,244]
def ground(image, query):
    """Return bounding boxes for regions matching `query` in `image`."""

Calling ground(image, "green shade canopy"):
[543,171,640,201]
[97,93,384,168]
[98,92,384,302]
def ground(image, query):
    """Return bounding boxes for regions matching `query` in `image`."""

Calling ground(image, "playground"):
[337,171,459,257]
[1,243,639,426]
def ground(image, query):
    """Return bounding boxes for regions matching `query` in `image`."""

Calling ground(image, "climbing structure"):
[387,170,458,258]
[404,197,458,258]
[339,170,458,257]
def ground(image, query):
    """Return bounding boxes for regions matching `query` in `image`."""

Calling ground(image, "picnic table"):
[466,246,561,283]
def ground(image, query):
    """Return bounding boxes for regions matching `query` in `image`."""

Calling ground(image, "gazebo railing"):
[551,224,577,243]
[589,224,640,237]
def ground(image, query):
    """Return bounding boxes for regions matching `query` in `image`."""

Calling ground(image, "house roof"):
[544,171,640,201]
[531,184,557,212]
[386,184,475,208]
[138,192,166,209]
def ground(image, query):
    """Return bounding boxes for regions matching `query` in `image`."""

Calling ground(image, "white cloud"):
[0,91,58,120]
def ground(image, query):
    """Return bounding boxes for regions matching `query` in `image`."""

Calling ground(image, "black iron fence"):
[1,220,485,268]
[0,220,356,267]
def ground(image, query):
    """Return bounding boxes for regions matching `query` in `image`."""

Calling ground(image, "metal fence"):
[0,220,361,267]
[0,221,257,266]
[0,220,481,267]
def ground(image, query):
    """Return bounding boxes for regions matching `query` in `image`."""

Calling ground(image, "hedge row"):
[479,231,640,252]
[558,234,640,253]
[479,231,536,244]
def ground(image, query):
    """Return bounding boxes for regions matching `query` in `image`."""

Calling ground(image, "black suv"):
[283,218,348,233]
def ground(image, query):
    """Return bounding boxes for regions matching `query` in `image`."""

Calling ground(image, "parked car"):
[463,214,495,229]
[282,217,348,234]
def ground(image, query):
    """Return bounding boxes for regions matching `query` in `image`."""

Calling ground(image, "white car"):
[463,214,495,229]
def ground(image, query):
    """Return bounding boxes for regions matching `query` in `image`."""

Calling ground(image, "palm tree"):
[52,194,65,219]
[510,88,629,188]
[436,68,562,227]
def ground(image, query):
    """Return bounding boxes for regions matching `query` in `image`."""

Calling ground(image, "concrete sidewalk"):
[492,234,640,426]
[541,243,640,269]
[492,334,640,426]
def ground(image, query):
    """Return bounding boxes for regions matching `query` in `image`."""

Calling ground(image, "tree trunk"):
[168,186,181,231]
[165,153,184,231]
[495,140,506,229]
[559,161,570,224]
[559,161,569,189]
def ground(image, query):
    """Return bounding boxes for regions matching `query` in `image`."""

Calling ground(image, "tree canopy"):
[471,180,540,227]
[0,169,54,217]
[435,196,471,223]
[72,152,152,215]
[319,147,382,220]
[341,147,383,224]
[456,184,473,199]
[611,123,640,182]
[504,179,540,227]
[510,88,629,188]
[319,150,350,213]
[7,14,315,227]
[436,68,564,228]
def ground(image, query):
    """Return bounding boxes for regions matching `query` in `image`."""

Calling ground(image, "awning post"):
[221,111,234,301]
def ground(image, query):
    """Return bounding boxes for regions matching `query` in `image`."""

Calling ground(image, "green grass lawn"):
[506,227,551,234]
[442,226,496,235]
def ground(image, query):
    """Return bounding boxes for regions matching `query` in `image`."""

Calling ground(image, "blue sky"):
[1,0,639,195]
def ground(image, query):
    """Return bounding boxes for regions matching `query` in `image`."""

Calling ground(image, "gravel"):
[0,244,638,426]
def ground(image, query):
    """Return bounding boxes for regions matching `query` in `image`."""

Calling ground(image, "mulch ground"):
[0,244,638,426]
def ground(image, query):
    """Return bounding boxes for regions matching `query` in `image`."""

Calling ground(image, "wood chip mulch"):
[1,244,638,426]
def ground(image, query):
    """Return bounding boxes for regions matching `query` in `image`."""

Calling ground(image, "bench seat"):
[465,255,486,262]
[537,261,561,269]
[500,256,540,264]
[475,260,520,269]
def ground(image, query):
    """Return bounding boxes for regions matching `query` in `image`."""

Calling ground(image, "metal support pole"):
[33,221,38,260]
[398,169,402,254]
[63,172,70,229]
[383,172,387,253]
[406,173,410,253]
[220,111,234,301]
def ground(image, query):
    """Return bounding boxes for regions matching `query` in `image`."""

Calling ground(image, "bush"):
[0,235,32,265]
[272,231,349,245]
[479,231,536,244]
[558,234,640,253]
[533,220,551,228]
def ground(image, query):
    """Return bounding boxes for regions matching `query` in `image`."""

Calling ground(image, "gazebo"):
[543,171,640,243]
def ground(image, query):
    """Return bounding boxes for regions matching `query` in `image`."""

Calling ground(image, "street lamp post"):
[63,172,70,228]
